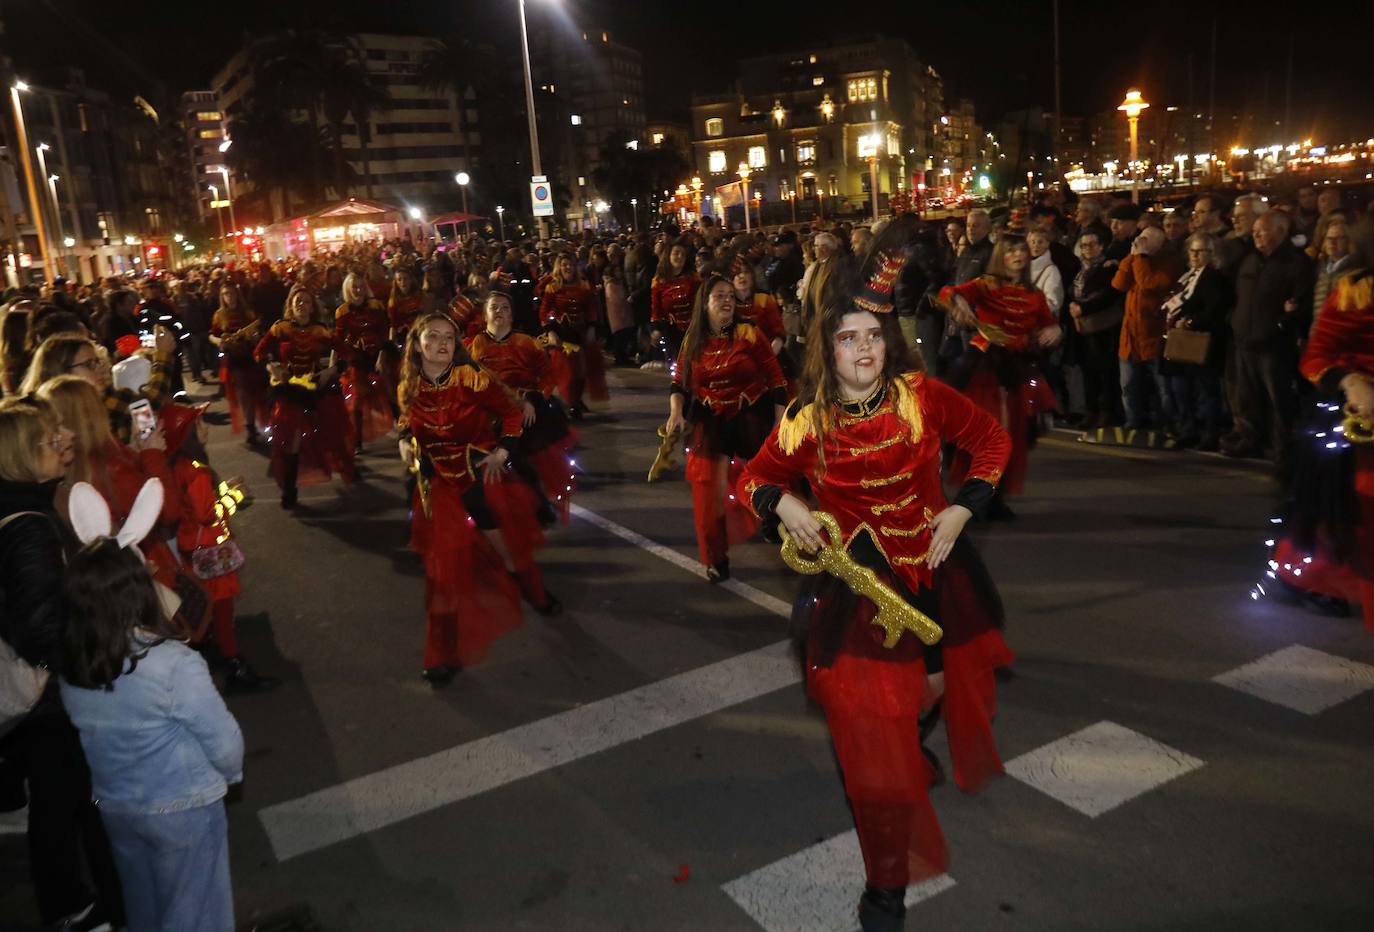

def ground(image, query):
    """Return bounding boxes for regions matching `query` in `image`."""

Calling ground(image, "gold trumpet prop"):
[409,437,432,519]
[647,425,682,483]
[1343,404,1374,444]
[779,511,943,648]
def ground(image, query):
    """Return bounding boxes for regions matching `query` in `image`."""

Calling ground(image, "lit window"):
[708,149,726,173]
[198,129,221,139]
[570,114,582,126]
[196,110,223,121]
[748,145,766,168]
[601,32,609,42]
[812,76,824,87]
[578,176,586,186]
[808,54,817,64]
[652,132,665,145]
[705,118,724,138]
[797,142,815,163]
[846,78,876,103]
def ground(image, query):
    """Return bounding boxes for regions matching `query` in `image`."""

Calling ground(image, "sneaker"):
[858,885,906,932]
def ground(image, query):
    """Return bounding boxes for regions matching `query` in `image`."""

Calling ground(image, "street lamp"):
[207,184,225,245]
[630,197,639,230]
[8,89,55,284]
[517,0,548,240]
[216,166,238,245]
[496,205,506,240]
[47,174,66,275]
[690,175,703,218]
[455,171,471,238]
[1118,89,1149,204]
[737,162,752,233]
[858,133,881,222]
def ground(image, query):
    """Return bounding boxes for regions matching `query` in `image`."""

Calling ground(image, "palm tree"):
[247,28,338,203]
[225,107,324,219]
[416,35,490,180]
[318,40,391,199]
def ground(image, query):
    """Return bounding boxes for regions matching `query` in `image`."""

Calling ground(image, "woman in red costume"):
[1281,216,1374,632]
[209,280,267,445]
[334,272,398,453]
[939,224,1060,515]
[387,265,425,347]
[468,291,575,525]
[665,273,786,581]
[650,239,699,370]
[738,248,1012,932]
[253,286,356,509]
[539,252,607,418]
[398,311,562,686]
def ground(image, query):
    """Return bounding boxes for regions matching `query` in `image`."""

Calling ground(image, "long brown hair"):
[677,273,734,388]
[654,238,693,282]
[63,538,181,690]
[35,375,112,486]
[985,237,1032,287]
[397,311,474,411]
[20,334,96,396]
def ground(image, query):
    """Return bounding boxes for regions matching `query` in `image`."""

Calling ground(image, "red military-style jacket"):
[388,292,425,336]
[672,321,785,414]
[468,329,557,398]
[253,320,348,377]
[538,279,599,338]
[739,372,1009,591]
[940,275,1056,353]
[450,294,487,341]
[211,304,260,365]
[334,299,389,355]
[651,273,700,332]
[401,362,524,490]
[1302,276,1374,391]
[741,292,785,344]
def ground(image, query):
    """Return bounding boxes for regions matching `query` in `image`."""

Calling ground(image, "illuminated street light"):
[859,133,882,222]
[496,205,506,240]
[1117,89,1149,203]
[737,162,753,233]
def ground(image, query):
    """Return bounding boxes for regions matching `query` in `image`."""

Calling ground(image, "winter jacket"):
[1230,242,1315,354]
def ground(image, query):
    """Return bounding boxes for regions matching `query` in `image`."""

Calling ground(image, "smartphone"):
[139,331,157,349]
[128,399,156,441]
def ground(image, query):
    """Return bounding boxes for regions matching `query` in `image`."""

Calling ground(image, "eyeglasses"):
[38,433,72,451]
[66,357,100,373]
[1187,248,1212,255]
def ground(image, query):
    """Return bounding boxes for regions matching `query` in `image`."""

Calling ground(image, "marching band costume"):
[651,271,700,367]
[538,273,608,413]
[400,360,555,676]
[939,273,1057,497]
[252,308,356,507]
[211,301,267,440]
[468,327,577,524]
[335,282,399,449]
[671,319,786,576]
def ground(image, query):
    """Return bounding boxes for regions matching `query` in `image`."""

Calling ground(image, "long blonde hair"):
[0,397,58,483]
[36,375,113,487]
[20,334,95,396]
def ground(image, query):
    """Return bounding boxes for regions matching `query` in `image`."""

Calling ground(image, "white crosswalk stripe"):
[1212,644,1374,714]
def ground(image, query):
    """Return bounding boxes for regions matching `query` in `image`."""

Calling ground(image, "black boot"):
[858,884,906,932]
[281,454,299,509]
[224,657,280,693]
[421,664,458,688]
[706,559,730,583]
[918,702,945,787]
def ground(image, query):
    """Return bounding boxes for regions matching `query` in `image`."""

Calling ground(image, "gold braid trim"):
[860,472,912,488]
[456,365,490,392]
[890,373,925,445]
[736,322,758,344]
[849,435,902,456]
[871,492,922,515]
[777,402,817,455]
[1337,276,1374,313]
[892,552,930,567]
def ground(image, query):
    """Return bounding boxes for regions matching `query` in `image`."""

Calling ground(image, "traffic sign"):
[530,175,553,217]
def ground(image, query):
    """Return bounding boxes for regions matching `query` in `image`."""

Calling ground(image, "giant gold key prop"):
[1343,403,1374,444]
[779,510,943,648]
[409,437,432,519]
[647,425,682,482]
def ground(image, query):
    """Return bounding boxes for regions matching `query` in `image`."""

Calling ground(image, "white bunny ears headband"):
[68,478,163,555]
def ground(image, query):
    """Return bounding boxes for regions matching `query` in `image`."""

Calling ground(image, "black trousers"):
[1081,325,1124,422]
[1,711,124,924]
[1229,346,1297,451]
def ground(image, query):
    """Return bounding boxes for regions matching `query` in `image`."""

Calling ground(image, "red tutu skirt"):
[409,478,525,668]
[584,339,609,402]
[266,384,357,488]
[686,453,759,566]
[341,360,398,443]
[530,441,577,525]
[220,362,269,434]
[949,352,1056,496]
[546,341,610,407]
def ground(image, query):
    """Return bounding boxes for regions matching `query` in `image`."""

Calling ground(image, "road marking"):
[1004,721,1203,818]
[259,505,799,862]
[1213,644,1374,714]
[723,830,955,932]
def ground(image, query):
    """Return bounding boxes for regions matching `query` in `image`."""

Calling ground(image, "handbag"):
[1076,304,1124,335]
[191,538,245,580]
[0,512,53,735]
[169,567,211,643]
[1164,328,1212,366]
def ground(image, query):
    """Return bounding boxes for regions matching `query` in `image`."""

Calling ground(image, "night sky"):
[5,0,1373,139]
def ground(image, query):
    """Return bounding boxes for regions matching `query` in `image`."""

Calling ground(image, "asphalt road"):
[4,367,1374,932]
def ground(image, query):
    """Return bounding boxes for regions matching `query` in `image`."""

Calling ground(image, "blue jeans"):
[1119,356,1174,430]
[101,802,233,932]
[1166,368,1225,439]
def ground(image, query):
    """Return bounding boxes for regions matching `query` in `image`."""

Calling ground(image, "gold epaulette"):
[1337,276,1374,313]
[891,372,926,444]
[735,322,758,344]
[777,400,817,454]
[456,364,489,392]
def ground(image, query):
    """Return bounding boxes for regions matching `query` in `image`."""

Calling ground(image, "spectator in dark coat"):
[1160,233,1233,450]
[1067,229,1122,426]
[1221,210,1315,459]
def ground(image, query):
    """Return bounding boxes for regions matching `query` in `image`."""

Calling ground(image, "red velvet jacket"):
[672,322,786,413]
[401,363,524,489]
[940,276,1056,353]
[253,320,348,377]
[1301,277,1374,390]
[211,305,261,365]
[742,292,785,344]
[450,294,487,340]
[539,280,599,336]
[651,273,700,332]
[334,299,389,355]
[468,330,557,398]
[388,293,425,335]
[740,372,1009,591]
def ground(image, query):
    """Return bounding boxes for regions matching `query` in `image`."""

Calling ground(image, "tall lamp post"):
[496,205,506,240]
[47,174,65,275]
[207,184,226,247]
[217,166,238,243]
[630,197,639,231]
[9,85,55,284]
[859,133,881,223]
[1118,89,1149,204]
[517,0,548,241]
[35,145,58,270]
[455,171,471,239]
[737,162,752,233]
[690,175,703,220]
